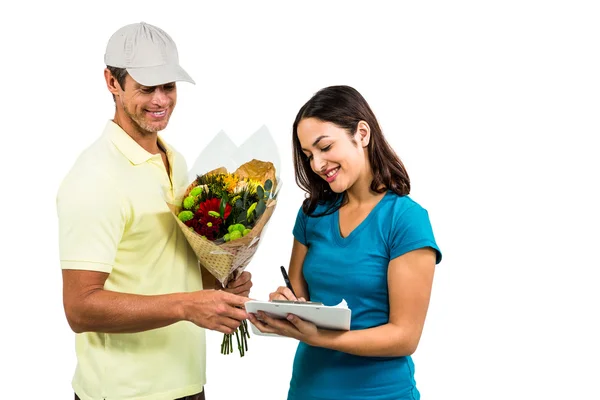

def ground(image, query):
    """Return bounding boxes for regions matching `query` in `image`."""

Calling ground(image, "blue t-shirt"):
[289,192,442,400]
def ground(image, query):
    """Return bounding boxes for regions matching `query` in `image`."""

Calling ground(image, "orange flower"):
[222,173,239,194]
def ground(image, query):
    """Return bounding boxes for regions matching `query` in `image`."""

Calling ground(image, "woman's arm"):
[252,247,436,357]
[311,247,436,356]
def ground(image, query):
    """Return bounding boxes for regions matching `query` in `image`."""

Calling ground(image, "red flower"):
[195,215,223,240]
[197,198,231,220]
[184,219,197,229]
[184,198,232,241]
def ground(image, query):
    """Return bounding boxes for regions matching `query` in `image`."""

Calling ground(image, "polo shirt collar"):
[104,120,172,165]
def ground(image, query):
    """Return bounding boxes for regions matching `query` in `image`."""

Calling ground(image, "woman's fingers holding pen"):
[269,286,297,301]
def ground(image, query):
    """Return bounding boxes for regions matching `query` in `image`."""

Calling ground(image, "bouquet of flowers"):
[166,127,280,357]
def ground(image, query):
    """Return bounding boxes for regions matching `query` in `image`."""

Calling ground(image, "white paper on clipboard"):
[244,299,351,337]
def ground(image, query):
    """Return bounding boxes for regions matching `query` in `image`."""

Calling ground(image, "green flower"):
[183,195,196,210]
[208,211,221,218]
[178,210,194,222]
[229,230,242,241]
[228,223,246,234]
[190,186,203,197]
[246,202,257,220]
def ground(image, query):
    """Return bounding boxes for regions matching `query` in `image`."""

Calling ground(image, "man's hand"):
[224,271,253,297]
[184,290,250,334]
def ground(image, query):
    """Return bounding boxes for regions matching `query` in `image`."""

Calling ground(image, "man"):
[57,22,252,400]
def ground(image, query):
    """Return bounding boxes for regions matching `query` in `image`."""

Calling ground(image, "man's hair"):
[106,66,129,102]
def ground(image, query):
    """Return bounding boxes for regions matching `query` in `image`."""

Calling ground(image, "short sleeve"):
[167,145,190,192]
[57,173,129,273]
[390,205,442,264]
[292,206,308,246]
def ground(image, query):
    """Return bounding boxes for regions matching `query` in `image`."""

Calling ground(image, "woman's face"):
[297,117,370,193]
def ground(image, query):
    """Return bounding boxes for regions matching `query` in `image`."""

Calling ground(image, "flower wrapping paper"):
[167,125,281,287]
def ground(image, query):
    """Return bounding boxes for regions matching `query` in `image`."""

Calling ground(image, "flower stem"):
[234,328,243,357]
[243,321,249,350]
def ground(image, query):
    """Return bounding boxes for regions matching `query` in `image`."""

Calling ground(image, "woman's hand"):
[249,285,314,343]
[268,286,306,302]
[248,311,319,345]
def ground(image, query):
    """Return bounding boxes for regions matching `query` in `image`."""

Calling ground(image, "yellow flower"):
[222,173,239,194]
[230,194,242,205]
[245,179,262,194]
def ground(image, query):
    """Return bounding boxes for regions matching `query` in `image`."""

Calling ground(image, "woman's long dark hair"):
[292,85,410,216]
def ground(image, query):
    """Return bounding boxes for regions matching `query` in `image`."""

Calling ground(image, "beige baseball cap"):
[104,22,195,86]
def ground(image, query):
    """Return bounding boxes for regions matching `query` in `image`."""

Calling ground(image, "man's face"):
[116,75,177,135]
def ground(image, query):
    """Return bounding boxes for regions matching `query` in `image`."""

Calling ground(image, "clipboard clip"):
[271,300,324,305]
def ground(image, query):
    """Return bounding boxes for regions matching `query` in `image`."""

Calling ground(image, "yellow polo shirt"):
[57,120,205,400]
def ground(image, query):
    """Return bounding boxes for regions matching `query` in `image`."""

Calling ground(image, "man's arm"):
[62,269,250,334]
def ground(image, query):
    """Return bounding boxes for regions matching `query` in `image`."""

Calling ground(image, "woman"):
[248,85,442,399]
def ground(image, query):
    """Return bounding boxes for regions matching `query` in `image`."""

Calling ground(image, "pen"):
[280,266,297,298]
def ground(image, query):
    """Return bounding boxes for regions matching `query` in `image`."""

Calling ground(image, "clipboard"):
[244,299,352,337]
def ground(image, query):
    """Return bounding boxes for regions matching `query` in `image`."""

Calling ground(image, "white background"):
[1,1,599,399]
